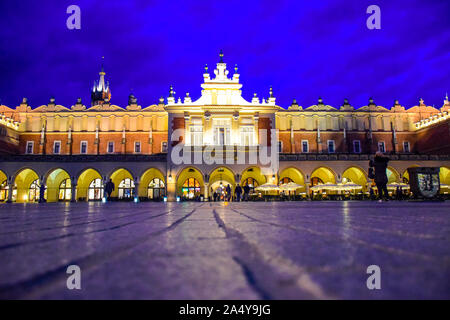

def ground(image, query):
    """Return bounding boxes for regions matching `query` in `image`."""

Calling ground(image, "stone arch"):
[241,166,267,187]
[76,168,103,201]
[45,168,71,202]
[176,167,205,199]
[342,166,368,190]
[401,165,420,183]
[278,167,305,186]
[109,168,134,199]
[440,166,450,185]
[310,166,337,185]
[209,166,236,194]
[139,168,166,199]
[13,168,40,203]
[387,166,400,184]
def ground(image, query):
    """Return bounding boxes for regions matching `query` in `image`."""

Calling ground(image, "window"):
[182,178,201,200]
[107,141,114,153]
[278,177,293,185]
[353,140,361,153]
[118,178,135,199]
[0,180,8,201]
[378,141,386,153]
[148,178,165,200]
[25,141,34,154]
[80,141,88,154]
[134,141,141,153]
[28,179,41,202]
[240,126,254,146]
[88,178,103,200]
[242,177,259,194]
[53,141,61,154]
[302,140,309,153]
[278,141,283,153]
[161,141,168,153]
[190,125,203,146]
[327,140,335,153]
[58,178,71,201]
[403,141,410,153]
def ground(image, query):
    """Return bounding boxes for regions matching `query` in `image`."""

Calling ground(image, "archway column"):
[71,176,77,202]
[7,177,13,203]
[134,176,140,202]
[167,175,176,201]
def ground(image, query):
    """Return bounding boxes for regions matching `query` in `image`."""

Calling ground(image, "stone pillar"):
[7,179,13,203]
[69,175,77,202]
[166,174,176,201]
[204,183,209,201]
[134,177,140,202]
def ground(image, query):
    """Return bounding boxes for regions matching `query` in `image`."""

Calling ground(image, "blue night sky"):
[0,0,449,110]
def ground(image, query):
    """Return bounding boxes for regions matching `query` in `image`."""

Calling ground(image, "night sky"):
[0,0,449,110]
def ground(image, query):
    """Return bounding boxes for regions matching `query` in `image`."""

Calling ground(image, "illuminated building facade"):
[0,53,449,202]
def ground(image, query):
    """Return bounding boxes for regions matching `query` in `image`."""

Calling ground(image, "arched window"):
[242,177,259,193]
[148,178,165,200]
[88,178,103,200]
[310,177,324,186]
[0,180,8,201]
[59,178,72,201]
[118,178,135,199]
[182,178,200,199]
[29,179,40,202]
[278,177,293,185]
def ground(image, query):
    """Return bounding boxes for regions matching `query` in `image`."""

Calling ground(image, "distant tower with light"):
[91,57,111,106]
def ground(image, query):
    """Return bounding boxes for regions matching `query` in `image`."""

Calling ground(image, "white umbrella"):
[337,183,363,191]
[310,182,338,191]
[279,182,304,191]
[255,183,280,191]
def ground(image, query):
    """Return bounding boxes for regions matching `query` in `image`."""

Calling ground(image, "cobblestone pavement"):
[0,201,449,300]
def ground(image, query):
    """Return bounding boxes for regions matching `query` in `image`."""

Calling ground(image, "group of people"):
[212,183,251,202]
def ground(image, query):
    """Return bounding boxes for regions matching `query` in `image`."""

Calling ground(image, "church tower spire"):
[91,57,111,106]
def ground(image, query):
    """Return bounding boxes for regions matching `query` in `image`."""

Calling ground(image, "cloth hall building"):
[0,53,449,202]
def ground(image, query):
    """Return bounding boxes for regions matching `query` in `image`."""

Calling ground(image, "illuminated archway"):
[241,167,266,187]
[387,167,400,184]
[14,168,40,203]
[110,168,134,199]
[310,167,336,186]
[279,167,305,185]
[76,168,103,201]
[45,168,71,202]
[209,167,236,194]
[176,167,204,199]
[402,165,420,183]
[342,166,367,190]
[139,168,166,199]
[0,170,8,201]
[440,167,450,185]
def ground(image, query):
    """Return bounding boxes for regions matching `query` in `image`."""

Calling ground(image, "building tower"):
[91,57,111,106]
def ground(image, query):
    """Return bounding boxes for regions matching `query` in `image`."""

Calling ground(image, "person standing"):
[104,179,115,201]
[226,184,231,201]
[235,184,242,202]
[369,151,390,202]
[243,184,250,201]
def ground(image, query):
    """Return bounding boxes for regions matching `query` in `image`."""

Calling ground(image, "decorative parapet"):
[414,111,449,130]
[0,114,19,130]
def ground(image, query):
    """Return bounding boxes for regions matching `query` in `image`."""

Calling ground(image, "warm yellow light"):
[23,195,28,201]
